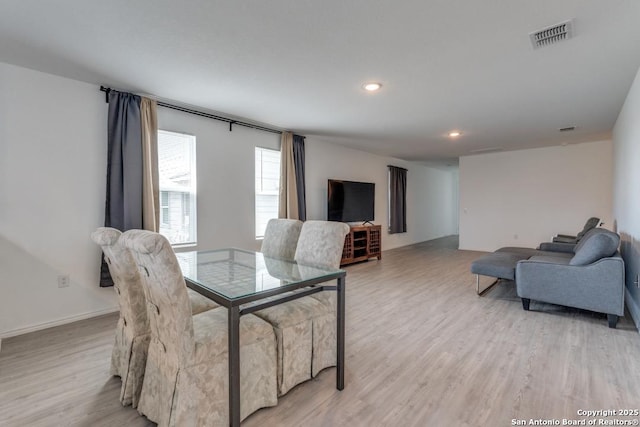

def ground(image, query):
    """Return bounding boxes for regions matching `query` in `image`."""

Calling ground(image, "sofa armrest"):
[515,256,625,316]
[537,242,576,253]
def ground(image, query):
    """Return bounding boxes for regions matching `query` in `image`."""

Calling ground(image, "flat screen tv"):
[327,179,375,223]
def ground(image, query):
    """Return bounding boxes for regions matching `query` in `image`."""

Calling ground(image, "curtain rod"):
[100,85,286,136]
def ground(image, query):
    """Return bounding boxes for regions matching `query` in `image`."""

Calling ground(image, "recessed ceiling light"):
[363,82,382,91]
[448,131,462,138]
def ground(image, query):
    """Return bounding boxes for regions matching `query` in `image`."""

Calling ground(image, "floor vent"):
[530,20,573,49]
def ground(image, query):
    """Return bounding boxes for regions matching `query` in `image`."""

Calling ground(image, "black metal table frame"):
[184,251,346,427]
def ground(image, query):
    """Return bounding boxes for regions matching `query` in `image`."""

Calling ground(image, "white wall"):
[613,65,640,331]
[305,139,458,250]
[160,110,459,252]
[459,140,613,251]
[0,62,117,337]
[0,62,457,338]
[157,108,281,252]
[159,107,459,252]
[452,169,459,234]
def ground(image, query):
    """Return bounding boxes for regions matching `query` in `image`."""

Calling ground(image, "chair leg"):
[521,298,530,311]
[607,314,618,329]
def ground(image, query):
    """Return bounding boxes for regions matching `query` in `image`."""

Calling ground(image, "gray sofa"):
[516,228,624,328]
[471,228,625,328]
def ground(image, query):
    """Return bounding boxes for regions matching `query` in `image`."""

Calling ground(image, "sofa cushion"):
[496,247,541,257]
[570,230,620,266]
[526,255,571,265]
[497,247,573,259]
[537,241,576,253]
[471,252,529,280]
[535,251,573,260]
[573,227,607,253]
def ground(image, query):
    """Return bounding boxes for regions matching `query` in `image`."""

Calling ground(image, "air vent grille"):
[469,147,503,154]
[530,20,573,49]
[559,126,576,132]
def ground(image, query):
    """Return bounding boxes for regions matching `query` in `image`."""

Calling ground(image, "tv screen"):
[327,180,375,223]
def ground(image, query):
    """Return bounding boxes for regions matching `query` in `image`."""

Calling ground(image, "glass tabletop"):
[177,248,345,301]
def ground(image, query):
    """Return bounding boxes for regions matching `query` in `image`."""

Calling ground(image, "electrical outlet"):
[58,274,70,288]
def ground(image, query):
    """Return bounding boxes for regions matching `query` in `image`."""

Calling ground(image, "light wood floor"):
[2,236,640,427]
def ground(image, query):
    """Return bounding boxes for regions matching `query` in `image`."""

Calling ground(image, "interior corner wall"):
[458,140,613,252]
[0,62,117,338]
[612,65,640,331]
[304,138,458,250]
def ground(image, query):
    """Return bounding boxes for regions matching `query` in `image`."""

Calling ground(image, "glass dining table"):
[177,248,347,427]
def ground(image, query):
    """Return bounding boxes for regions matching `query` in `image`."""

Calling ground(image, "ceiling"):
[2,1,640,163]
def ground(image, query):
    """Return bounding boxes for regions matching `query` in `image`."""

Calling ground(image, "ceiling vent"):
[469,147,503,154]
[559,126,576,132]
[530,20,574,49]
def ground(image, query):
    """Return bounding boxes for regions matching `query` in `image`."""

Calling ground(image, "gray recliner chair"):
[552,217,600,244]
[516,228,624,328]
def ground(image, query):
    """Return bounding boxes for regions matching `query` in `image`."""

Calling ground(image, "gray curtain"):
[292,135,306,221]
[388,165,407,234]
[100,90,143,287]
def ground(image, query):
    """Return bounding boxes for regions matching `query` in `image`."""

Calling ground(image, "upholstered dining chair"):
[252,291,327,395]
[260,218,303,260]
[120,229,278,426]
[91,227,218,408]
[252,220,349,395]
[294,220,350,377]
[253,219,329,395]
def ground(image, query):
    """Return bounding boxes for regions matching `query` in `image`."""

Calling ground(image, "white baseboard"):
[0,306,119,341]
[625,287,640,334]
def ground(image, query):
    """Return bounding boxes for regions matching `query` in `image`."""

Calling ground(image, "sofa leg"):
[476,275,500,296]
[521,298,530,311]
[607,314,618,329]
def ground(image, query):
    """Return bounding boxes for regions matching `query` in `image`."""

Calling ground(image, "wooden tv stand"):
[340,224,382,266]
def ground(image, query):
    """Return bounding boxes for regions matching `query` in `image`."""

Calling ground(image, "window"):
[158,130,197,246]
[160,191,170,227]
[255,147,280,238]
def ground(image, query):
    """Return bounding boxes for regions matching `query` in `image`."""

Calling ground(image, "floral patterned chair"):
[294,220,350,377]
[260,218,303,260]
[252,220,348,395]
[253,218,326,395]
[120,229,278,426]
[91,227,218,407]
